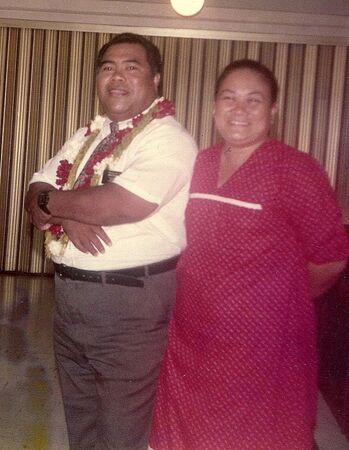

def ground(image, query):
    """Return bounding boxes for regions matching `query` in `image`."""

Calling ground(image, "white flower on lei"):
[64,135,87,162]
[94,155,114,176]
[90,115,106,132]
[47,239,65,257]
[107,158,121,170]
[60,115,107,164]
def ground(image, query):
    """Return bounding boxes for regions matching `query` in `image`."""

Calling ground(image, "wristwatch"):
[37,190,51,215]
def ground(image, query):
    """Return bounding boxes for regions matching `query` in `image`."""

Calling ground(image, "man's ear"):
[153,73,161,90]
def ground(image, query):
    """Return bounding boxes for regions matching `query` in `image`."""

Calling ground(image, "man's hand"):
[25,182,55,230]
[62,219,112,256]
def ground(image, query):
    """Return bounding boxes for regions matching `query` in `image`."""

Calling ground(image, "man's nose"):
[110,68,125,80]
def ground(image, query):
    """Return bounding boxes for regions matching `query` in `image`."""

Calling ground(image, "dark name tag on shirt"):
[102,169,122,184]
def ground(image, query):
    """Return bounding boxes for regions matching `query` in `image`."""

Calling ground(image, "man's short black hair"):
[96,32,162,77]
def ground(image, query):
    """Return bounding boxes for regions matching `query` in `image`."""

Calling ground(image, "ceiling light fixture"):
[170,0,205,17]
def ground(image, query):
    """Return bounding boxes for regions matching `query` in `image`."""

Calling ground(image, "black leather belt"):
[53,256,179,288]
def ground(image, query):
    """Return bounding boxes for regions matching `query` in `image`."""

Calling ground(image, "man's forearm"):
[46,183,157,226]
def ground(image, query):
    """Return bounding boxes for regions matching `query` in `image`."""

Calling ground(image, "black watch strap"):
[37,190,51,215]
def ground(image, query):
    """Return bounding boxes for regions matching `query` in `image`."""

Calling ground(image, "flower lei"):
[45,97,175,258]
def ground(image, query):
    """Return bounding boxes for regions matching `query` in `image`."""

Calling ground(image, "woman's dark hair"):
[214,59,279,104]
[96,32,162,77]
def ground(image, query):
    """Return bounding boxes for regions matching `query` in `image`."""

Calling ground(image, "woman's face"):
[214,68,277,151]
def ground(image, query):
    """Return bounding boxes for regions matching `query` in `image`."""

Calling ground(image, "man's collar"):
[104,97,162,130]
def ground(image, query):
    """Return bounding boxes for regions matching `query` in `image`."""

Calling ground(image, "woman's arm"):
[307,260,347,298]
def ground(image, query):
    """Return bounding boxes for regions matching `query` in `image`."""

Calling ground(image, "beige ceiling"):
[0,0,348,44]
[109,0,349,16]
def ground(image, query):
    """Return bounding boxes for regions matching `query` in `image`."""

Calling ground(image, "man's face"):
[96,43,160,122]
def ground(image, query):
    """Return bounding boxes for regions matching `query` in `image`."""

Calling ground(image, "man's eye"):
[127,65,137,71]
[248,97,262,104]
[101,65,112,72]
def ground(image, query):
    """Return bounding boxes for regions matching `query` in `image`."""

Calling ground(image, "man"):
[25,33,197,450]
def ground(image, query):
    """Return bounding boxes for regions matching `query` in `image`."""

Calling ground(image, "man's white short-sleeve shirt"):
[30,106,197,270]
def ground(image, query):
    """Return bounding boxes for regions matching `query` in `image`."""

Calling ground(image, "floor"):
[0,274,348,450]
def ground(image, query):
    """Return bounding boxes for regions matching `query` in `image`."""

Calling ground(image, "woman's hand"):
[307,260,347,298]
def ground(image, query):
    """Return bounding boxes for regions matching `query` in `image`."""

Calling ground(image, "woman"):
[149,60,349,450]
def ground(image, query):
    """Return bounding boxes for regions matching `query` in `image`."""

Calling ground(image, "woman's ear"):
[271,103,278,124]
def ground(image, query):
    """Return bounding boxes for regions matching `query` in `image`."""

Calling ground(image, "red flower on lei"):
[56,159,73,187]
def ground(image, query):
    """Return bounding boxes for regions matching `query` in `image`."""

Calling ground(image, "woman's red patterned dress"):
[150,139,349,450]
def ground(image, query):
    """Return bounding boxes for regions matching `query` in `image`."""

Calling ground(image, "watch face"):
[38,191,51,215]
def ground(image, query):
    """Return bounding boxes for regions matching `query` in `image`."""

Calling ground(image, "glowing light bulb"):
[170,0,205,17]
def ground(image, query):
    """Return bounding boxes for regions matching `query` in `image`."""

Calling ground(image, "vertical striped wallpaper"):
[0,27,348,273]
